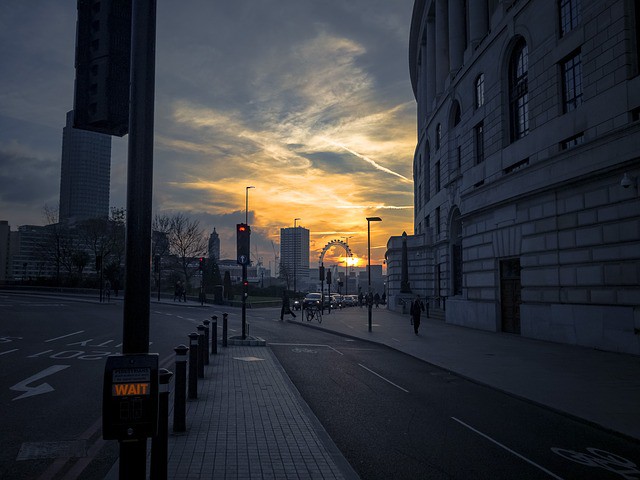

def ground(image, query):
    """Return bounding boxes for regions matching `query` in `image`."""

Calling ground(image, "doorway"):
[500,258,521,334]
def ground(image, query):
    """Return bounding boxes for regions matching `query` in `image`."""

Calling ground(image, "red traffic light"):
[238,225,246,232]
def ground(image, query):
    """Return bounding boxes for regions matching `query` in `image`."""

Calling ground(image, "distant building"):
[208,228,220,262]
[280,226,310,292]
[59,110,112,222]
[386,0,640,355]
[0,221,11,282]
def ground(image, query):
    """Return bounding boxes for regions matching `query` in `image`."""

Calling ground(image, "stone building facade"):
[387,0,640,354]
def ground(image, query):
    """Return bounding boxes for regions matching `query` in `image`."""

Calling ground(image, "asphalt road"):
[2,293,639,480]
[249,311,640,480]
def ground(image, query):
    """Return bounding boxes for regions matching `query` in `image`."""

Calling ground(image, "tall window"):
[475,122,485,164]
[509,39,529,141]
[436,124,442,149]
[562,51,582,112]
[559,0,581,37]
[475,74,485,108]
[435,161,441,192]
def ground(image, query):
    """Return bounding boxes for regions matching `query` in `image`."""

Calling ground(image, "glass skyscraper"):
[59,110,112,222]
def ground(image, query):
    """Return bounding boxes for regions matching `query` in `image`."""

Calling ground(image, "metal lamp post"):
[342,236,352,296]
[243,186,254,339]
[245,186,254,225]
[366,217,382,332]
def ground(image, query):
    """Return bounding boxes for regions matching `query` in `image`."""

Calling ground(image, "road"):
[1,293,639,479]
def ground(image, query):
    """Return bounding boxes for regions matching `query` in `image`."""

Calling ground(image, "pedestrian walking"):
[174,281,182,302]
[374,293,380,308]
[410,295,425,335]
[280,290,296,321]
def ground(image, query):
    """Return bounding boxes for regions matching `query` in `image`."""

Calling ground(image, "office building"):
[280,226,310,292]
[386,0,640,355]
[59,110,112,222]
[208,228,220,262]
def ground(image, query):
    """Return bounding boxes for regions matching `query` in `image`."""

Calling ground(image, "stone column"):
[435,0,450,94]
[448,0,465,72]
[469,0,489,47]
[426,16,436,112]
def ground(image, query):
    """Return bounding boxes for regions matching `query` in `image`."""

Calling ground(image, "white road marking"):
[45,331,84,343]
[270,342,344,355]
[10,365,71,401]
[0,349,18,356]
[451,417,565,480]
[358,364,409,393]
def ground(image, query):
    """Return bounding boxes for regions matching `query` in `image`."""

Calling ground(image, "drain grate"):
[16,440,87,461]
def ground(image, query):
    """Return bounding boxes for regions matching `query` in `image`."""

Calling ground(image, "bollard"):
[202,320,210,364]
[211,315,218,354]
[197,325,205,378]
[188,332,199,399]
[151,368,173,480]
[173,344,188,432]
[222,313,228,347]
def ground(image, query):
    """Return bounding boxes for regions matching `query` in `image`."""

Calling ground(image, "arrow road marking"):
[10,365,71,401]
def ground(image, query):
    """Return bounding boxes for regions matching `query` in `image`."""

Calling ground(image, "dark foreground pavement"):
[39,292,633,479]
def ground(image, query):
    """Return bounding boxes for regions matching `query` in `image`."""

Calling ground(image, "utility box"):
[103,354,159,440]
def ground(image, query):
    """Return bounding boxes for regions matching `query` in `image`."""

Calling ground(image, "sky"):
[0,1,417,273]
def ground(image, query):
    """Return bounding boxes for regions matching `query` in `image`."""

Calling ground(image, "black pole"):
[211,316,218,354]
[188,333,198,399]
[242,264,247,339]
[172,345,187,432]
[151,368,173,480]
[202,320,210,364]
[222,313,228,347]
[368,220,372,332]
[196,325,205,379]
[120,1,157,478]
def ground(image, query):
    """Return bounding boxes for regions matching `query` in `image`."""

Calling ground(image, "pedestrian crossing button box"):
[103,354,159,440]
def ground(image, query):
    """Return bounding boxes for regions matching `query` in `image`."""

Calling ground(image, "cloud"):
[0,142,59,210]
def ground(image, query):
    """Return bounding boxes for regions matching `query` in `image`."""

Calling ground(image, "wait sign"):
[103,354,159,440]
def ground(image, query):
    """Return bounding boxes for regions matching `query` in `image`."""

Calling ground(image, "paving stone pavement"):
[163,345,358,480]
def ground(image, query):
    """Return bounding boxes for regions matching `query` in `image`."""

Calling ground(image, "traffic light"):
[198,257,205,271]
[236,224,251,265]
[326,269,332,285]
[74,0,131,136]
[319,265,325,282]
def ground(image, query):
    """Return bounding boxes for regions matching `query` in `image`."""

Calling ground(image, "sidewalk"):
[162,345,358,479]
[295,305,640,442]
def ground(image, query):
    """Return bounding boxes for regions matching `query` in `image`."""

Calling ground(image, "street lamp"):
[366,216,382,332]
[293,218,300,294]
[245,186,255,225]
[342,236,353,296]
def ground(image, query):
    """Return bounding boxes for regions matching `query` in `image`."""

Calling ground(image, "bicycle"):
[304,305,323,324]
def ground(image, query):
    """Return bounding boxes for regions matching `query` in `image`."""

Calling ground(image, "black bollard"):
[197,325,205,379]
[211,316,218,354]
[172,345,188,432]
[151,368,173,480]
[202,320,210,365]
[222,313,228,347]
[188,332,198,399]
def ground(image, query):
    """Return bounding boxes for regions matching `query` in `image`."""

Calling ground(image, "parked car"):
[342,295,357,307]
[292,299,301,311]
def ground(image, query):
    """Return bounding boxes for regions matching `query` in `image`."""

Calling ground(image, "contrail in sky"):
[322,138,412,183]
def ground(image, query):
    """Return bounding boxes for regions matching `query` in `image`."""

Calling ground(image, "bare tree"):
[278,260,291,290]
[168,213,207,289]
[38,205,76,285]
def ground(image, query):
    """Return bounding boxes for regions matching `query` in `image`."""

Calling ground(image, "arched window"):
[509,39,529,141]
[475,74,485,108]
[436,123,442,149]
[450,101,461,127]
